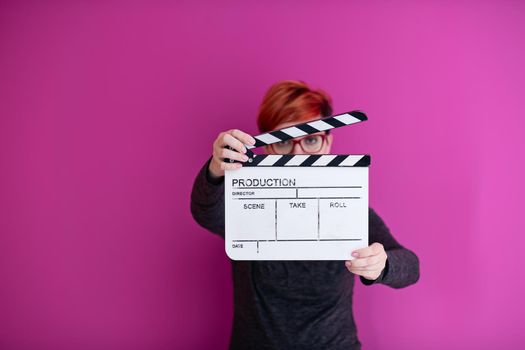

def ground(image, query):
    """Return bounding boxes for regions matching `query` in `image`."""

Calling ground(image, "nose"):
[291,142,304,155]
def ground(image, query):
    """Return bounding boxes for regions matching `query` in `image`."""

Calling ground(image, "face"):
[264,117,333,155]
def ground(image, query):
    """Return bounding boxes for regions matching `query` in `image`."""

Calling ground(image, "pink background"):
[1,1,524,349]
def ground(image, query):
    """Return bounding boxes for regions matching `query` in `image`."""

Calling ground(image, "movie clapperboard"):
[225,111,370,260]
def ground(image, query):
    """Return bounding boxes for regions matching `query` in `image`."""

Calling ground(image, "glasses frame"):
[269,132,329,155]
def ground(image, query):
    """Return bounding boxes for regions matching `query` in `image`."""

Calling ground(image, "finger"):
[352,242,383,258]
[346,260,383,272]
[230,129,256,146]
[347,254,382,268]
[218,147,249,163]
[221,133,248,154]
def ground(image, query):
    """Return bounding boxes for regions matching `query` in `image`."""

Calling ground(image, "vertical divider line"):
[317,197,320,241]
[275,199,278,241]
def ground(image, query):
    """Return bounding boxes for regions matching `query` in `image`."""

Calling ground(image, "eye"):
[275,140,292,148]
[304,136,319,145]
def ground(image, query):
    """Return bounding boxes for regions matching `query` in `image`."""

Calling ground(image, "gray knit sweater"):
[190,158,420,350]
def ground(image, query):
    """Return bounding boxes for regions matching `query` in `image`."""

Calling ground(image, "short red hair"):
[257,80,333,133]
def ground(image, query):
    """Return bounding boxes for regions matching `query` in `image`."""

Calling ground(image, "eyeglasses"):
[270,133,328,154]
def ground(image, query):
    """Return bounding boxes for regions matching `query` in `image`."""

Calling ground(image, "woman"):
[190,80,419,350]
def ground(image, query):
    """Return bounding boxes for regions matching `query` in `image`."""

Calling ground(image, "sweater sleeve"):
[190,157,226,239]
[359,207,420,289]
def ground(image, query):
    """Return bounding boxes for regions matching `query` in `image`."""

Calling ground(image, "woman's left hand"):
[345,242,388,281]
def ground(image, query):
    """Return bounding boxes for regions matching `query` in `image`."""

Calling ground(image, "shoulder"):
[368,207,382,223]
[368,207,391,234]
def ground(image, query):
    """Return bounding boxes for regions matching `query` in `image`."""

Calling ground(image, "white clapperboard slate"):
[225,111,370,260]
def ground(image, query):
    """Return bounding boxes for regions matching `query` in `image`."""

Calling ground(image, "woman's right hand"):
[208,129,256,179]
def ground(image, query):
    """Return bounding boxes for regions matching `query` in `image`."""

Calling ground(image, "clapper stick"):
[226,110,368,165]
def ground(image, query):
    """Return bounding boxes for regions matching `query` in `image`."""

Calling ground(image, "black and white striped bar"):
[243,154,370,167]
[248,110,367,150]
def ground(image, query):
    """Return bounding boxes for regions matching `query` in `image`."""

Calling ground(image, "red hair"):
[257,80,333,133]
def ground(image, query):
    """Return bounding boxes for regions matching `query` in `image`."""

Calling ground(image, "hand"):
[345,242,388,281]
[209,129,256,178]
